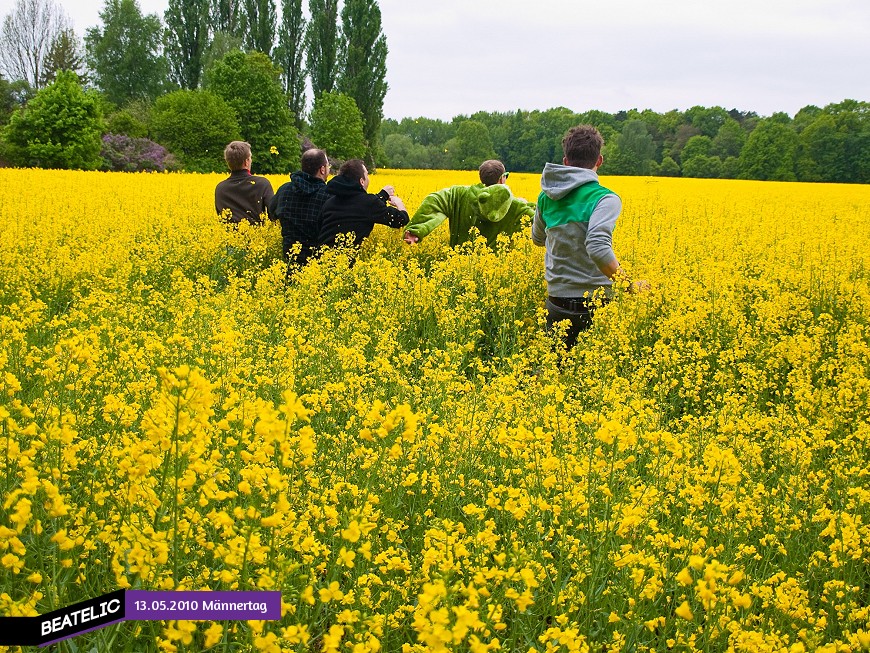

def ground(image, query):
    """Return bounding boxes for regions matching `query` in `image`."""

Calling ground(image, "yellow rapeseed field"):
[1,168,870,653]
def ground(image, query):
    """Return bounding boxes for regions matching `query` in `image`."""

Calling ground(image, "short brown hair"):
[301,148,329,175]
[562,125,604,168]
[224,141,251,170]
[478,159,506,186]
[338,158,367,182]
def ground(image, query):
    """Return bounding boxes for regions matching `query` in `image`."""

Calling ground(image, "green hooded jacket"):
[405,183,536,247]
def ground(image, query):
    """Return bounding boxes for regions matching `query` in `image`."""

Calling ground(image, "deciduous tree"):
[0,0,71,89]
[306,0,338,98]
[85,0,170,105]
[310,91,365,161]
[164,0,209,89]
[337,0,388,166]
[205,50,299,173]
[241,0,276,56]
[275,0,306,126]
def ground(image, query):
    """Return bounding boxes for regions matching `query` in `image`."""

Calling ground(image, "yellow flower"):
[675,601,694,621]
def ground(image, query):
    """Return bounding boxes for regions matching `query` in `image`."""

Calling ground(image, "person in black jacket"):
[270,148,330,267]
[214,141,274,224]
[317,159,409,249]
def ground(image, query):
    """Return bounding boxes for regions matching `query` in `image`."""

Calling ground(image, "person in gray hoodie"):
[532,125,646,348]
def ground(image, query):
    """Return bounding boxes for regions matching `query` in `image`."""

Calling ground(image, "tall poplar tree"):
[164,0,209,89]
[306,0,338,99]
[241,0,276,56]
[209,0,241,37]
[275,0,306,126]
[337,0,387,165]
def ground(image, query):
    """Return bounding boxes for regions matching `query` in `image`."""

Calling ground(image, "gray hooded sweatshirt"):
[531,163,621,298]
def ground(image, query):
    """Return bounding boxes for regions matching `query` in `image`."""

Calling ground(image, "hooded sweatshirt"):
[317,175,409,248]
[531,163,621,298]
[405,183,535,248]
[269,170,329,263]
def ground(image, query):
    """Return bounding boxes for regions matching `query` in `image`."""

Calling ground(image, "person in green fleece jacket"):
[403,159,535,248]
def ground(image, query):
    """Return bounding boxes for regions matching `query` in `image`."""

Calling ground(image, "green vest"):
[537,182,614,228]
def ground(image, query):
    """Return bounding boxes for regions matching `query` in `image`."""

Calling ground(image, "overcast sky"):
[54,0,870,120]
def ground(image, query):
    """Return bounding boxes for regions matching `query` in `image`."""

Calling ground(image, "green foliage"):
[2,71,103,169]
[447,120,495,170]
[205,49,300,174]
[85,0,170,105]
[0,75,31,125]
[164,0,209,89]
[681,135,713,161]
[41,28,86,87]
[684,105,730,138]
[275,0,306,127]
[201,30,244,79]
[651,156,681,177]
[306,0,339,98]
[310,91,365,161]
[337,0,388,166]
[209,0,242,37]
[240,0,276,57]
[605,119,655,175]
[712,119,746,159]
[739,117,798,181]
[150,89,241,172]
[105,108,149,138]
[681,154,723,179]
[382,133,441,169]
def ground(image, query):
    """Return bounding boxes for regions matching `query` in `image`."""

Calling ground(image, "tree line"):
[381,103,870,184]
[1,0,868,183]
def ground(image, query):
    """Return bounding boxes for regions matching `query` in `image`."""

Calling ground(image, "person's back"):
[270,149,330,266]
[317,159,409,248]
[215,140,274,224]
[532,125,646,347]
[403,159,534,247]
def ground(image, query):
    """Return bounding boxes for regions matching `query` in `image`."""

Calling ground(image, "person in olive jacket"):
[317,159,409,249]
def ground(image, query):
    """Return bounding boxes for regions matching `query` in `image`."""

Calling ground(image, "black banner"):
[0,589,125,647]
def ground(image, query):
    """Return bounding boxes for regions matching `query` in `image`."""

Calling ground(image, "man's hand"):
[380,185,396,196]
[630,279,651,294]
[403,231,419,244]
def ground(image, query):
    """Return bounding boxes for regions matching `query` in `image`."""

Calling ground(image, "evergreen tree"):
[275,0,306,126]
[164,0,209,89]
[337,0,388,166]
[85,0,170,105]
[306,0,338,98]
[40,27,86,86]
[3,70,103,169]
[241,0,276,56]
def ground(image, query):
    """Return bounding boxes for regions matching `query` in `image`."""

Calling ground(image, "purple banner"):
[125,591,281,621]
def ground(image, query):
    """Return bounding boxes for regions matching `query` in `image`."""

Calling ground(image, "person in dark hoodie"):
[532,125,648,348]
[317,159,409,249]
[270,148,330,267]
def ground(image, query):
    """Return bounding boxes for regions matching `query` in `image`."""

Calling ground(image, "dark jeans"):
[546,296,603,349]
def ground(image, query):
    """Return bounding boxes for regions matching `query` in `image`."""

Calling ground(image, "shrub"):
[2,71,103,170]
[150,89,241,173]
[100,134,178,172]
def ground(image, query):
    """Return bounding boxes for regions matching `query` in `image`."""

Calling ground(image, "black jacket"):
[317,175,409,247]
[270,171,329,265]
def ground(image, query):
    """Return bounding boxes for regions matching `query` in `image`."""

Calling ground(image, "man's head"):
[338,159,369,190]
[562,125,604,169]
[479,159,507,186]
[301,148,329,180]
[224,141,252,171]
